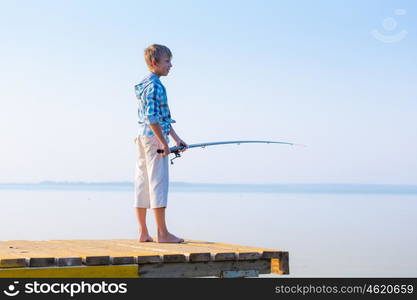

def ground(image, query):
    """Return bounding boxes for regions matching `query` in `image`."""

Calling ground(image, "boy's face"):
[151,54,172,77]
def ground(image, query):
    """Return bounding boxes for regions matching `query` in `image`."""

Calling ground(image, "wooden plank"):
[0,240,78,258]
[0,239,284,260]
[43,240,129,258]
[0,258,27,268]
[238,252,261,261]
[65,239,180,256]
[214,252,237,261]
[163,254,186,263]
[83,256,110,266]
[262,251,282,259]
[29,257,56,267]
[6,240,131,259]
[181,239,281,253]
[281,252,290,274]
[111,256,136,265]
[57,257,82,267]
[189,252,211,262]
[137,255,162,264]
[0,239,288,278]
[1,239,280,256]
[41,240,178,258]
[0,265,139,278]
[139,260,271,278]
[108,240,241,257]
[271,252,290,275]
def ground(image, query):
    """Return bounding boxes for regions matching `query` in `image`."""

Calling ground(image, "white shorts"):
[134,134,169,208]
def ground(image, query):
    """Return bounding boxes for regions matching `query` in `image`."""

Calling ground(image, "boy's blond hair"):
[144,44,172,69]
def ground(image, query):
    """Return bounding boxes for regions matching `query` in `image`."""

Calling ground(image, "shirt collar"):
[148,72,161,83]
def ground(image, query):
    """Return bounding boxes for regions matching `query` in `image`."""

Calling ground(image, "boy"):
[133,44,187,243]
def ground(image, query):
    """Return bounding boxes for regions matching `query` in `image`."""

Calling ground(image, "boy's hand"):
[175,139,188,152]
[161,143,170,156]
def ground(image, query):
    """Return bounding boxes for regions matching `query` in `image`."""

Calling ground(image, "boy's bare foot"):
[138,233,154,242]
[157,232,184,243]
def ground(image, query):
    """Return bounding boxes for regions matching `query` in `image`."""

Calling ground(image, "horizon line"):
[0,181,416,187]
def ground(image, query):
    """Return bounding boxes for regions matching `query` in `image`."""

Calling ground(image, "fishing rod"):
[157,140,306,164]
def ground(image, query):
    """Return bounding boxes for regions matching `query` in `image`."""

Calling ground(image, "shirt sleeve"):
[143,83,162,124]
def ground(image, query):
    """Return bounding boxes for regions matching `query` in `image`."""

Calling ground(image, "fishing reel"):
[157,144,187,165]
[169,151,182,164]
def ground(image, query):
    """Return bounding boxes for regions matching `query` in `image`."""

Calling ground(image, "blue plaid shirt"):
[135,73,176,139]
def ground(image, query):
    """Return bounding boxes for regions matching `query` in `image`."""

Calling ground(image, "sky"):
[0,0,416,185]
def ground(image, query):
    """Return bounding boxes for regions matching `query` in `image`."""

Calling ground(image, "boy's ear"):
[151,58,157,67]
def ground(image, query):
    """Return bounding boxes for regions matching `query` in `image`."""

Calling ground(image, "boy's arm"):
[143,84,170,155]
[169,125,188,152]
[169,125,180,143]
[149,123,170,156]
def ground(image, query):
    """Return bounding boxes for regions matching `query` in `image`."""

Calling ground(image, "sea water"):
[0,187,416,277]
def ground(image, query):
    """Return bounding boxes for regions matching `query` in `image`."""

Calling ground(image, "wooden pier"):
[0,239,289,278]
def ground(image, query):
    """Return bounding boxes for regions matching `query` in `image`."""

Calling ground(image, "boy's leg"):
[153,207,184,243]
[143,134,184,243]
[134,136,153,242]
[135,208,153,242]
